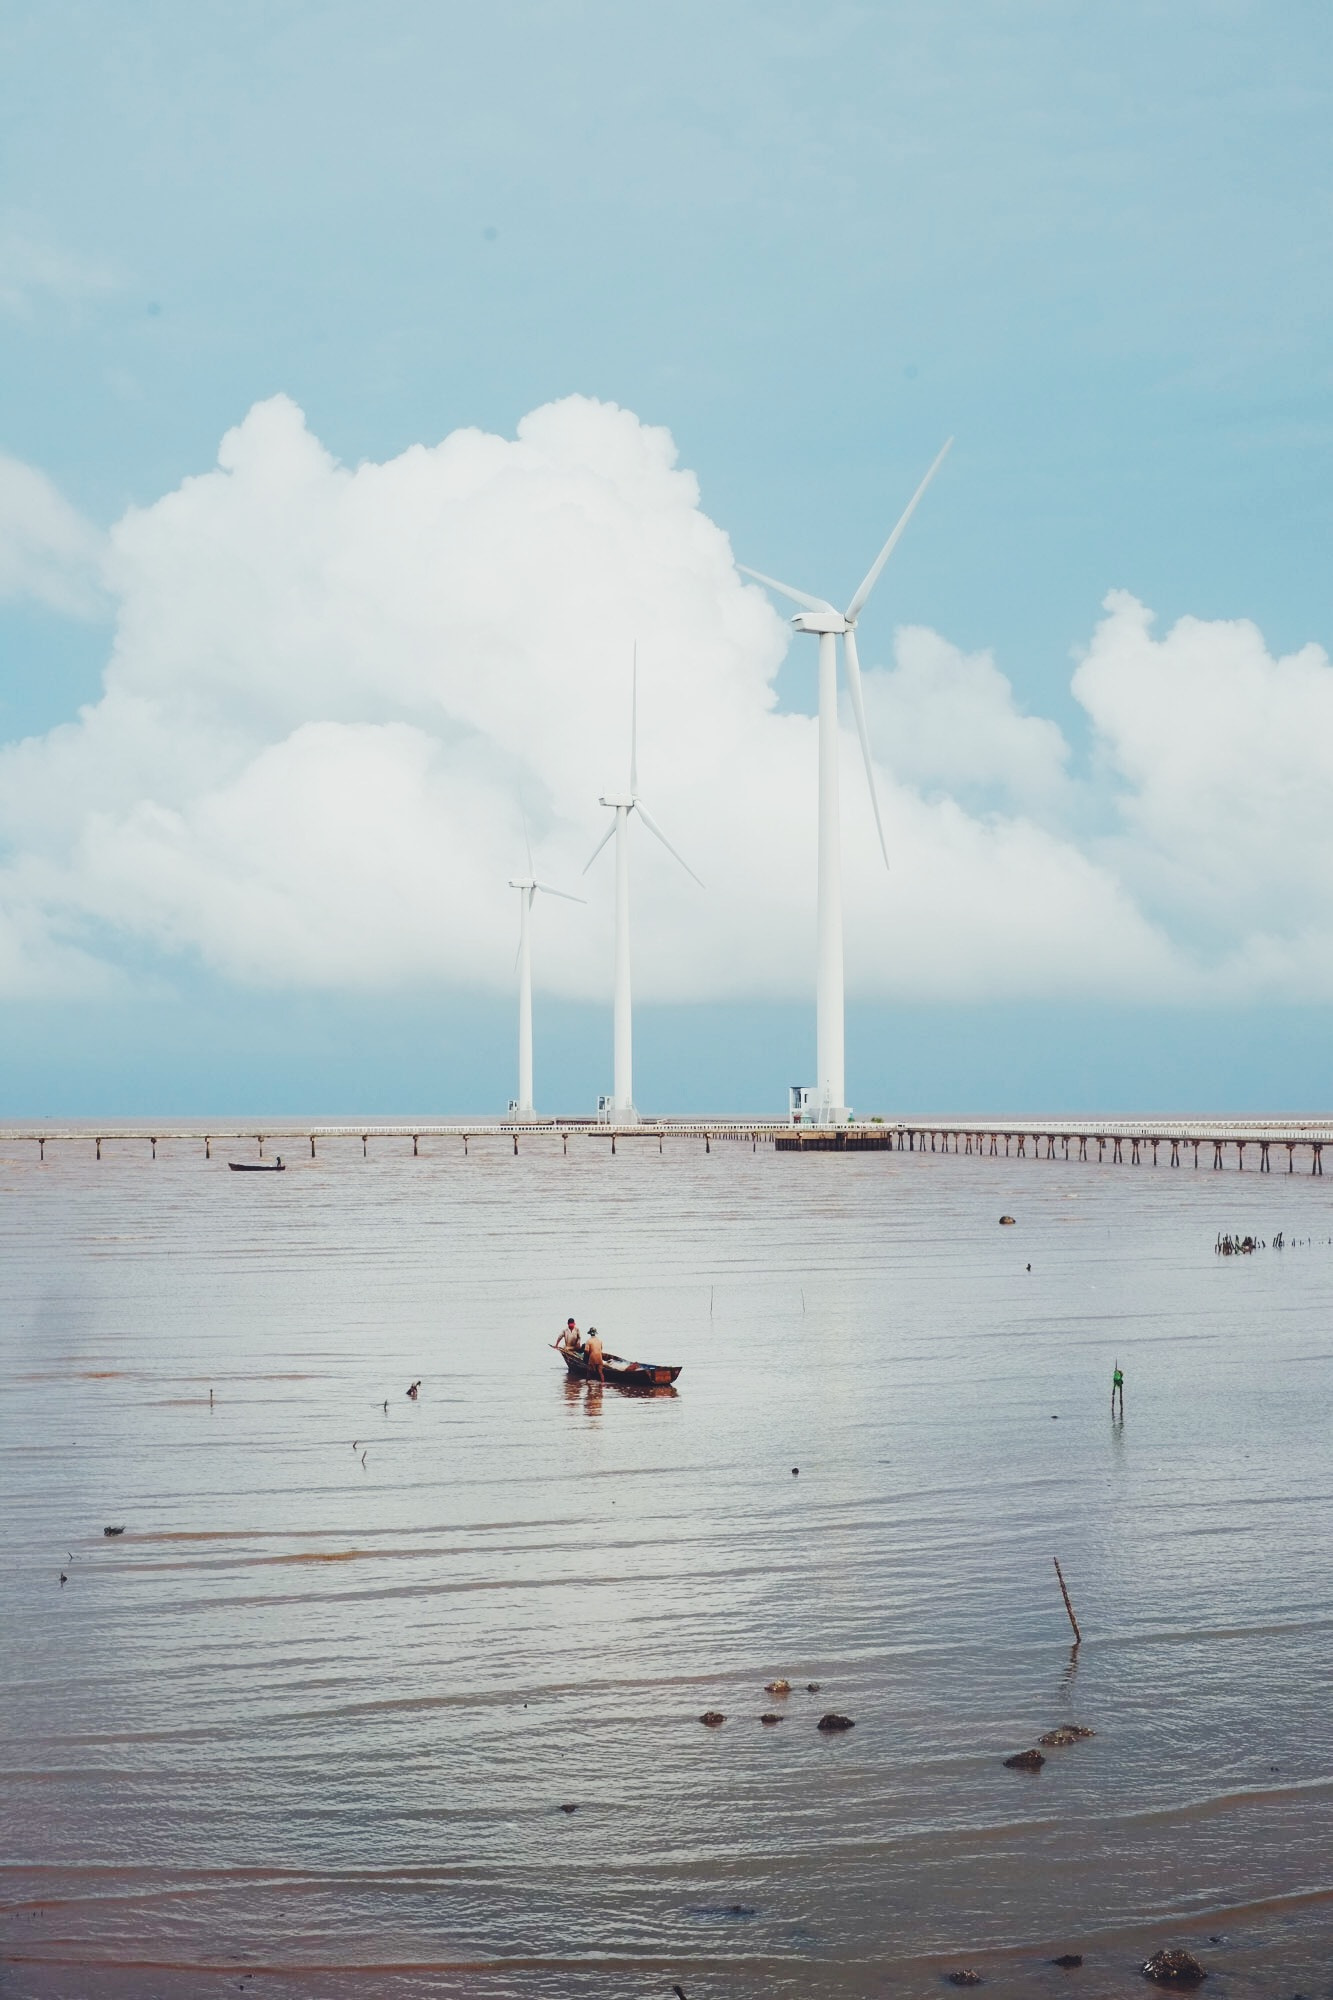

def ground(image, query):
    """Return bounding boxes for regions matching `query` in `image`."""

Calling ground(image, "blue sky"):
[1,1,1332,1115]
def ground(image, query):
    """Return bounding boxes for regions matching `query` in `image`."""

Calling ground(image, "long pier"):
[2,1117,1332,1172]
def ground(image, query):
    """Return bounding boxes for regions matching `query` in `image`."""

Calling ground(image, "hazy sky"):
[2,0,1332,1116]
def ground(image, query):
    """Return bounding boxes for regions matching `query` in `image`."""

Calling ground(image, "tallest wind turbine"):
[742,438,952,1125]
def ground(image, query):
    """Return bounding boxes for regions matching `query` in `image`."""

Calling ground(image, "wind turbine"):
[584,654,702,1121]
[508,818,583,1119]
[741,438,952,1126]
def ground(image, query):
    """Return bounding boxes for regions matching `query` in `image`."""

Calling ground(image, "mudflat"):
[3,1132,1331,1996]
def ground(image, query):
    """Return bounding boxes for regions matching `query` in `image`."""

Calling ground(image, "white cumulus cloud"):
[0,394,1328,1007]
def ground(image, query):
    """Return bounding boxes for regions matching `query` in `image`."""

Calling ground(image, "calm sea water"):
[2,1132,1332,1999]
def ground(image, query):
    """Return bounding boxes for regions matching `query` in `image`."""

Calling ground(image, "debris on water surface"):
[764,1679,791,1696]
[699,1711,725,1727]
[999,1215,1016,1225]
[946,1972,984,1986]
[103,1526,125,1536]
[1051,1954,1084,1968]
[816,1712,855,1731]
[558,1802,578,1813]
[1039,1725,1096,1748]
[1141,1948,1207,1984]
[806,1681,821,1692]
[1003,1748,1045,1770]
[759,1712,783,1725]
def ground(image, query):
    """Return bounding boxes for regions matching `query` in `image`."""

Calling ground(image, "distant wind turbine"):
[584,653,702,1120]
[741,438,953,1125]
[508,816,583,1119]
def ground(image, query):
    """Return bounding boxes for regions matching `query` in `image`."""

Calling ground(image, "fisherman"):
[585,1326,605,1383]
[406,1379,421,1401]
[1111,1361,1124,1418]
[556,1318,583,1355]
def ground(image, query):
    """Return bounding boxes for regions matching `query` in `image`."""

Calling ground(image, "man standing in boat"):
[584,1327,605,1383]
[556,1319,583,1356]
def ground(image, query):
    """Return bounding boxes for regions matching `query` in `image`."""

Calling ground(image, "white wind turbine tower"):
[584,655,702,1121]
[742,438,953,1127]
[508,820,583,1119]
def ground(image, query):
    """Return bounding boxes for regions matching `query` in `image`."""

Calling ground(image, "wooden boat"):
[561,1348,681,1389]
[229,1160,286,1172]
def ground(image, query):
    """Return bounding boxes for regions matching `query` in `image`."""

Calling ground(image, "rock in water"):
[999,1215,1016,1225]
[816,1712,855,1731]
[699,1711,725,1727]
[103,1525,125,1536]
[558,1803,578,1813]
[759,1712,783,1725]
[1141,1949,1206,1984]
[806,1681,821,1692]
[764,1679,791,1696]
[1039,1725,1096,1748]
[947,1972,984,1987]
[1051,1954,1084,1968]
[1003,1748,1045,1770]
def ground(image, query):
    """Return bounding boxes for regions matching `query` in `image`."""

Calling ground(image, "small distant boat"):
[560,1348,681,1389]
[229,1159,286,1172]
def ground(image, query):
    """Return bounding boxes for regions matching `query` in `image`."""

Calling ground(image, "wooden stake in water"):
[1053,1557,1081,1644]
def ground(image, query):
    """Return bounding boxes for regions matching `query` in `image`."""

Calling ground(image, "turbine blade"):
[582,816,617,875]
[845,437,953,623]
[842,628,889,870]
[533,881,586,903]
[738,565,835,615]
[633,798,704,887]
[630,643,639,796]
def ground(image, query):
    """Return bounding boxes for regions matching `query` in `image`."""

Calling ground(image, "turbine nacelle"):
[599,793,634,811]
[791,608,849,635]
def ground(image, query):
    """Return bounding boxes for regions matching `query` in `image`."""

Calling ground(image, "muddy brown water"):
[2,1133,1331,1997]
